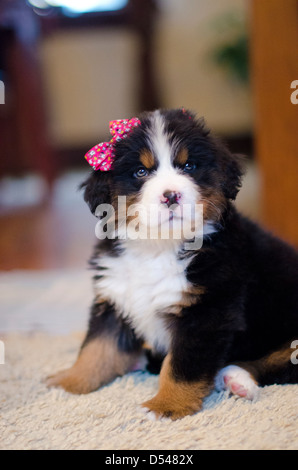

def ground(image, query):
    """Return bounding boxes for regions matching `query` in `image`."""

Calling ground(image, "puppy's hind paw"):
[215,365,259,401]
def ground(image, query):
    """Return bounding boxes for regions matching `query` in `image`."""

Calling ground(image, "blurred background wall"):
[0,0,297,271]
[154,0,251,135]
[40,0,251,147]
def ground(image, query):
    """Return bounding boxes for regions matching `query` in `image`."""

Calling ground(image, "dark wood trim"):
[39,0,161,112]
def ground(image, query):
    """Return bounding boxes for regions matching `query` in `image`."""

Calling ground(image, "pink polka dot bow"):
[84,117,141,171]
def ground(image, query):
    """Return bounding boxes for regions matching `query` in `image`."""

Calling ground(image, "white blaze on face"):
[137,111,202,241]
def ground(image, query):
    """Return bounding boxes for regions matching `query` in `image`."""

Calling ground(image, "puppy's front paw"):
[45,367,94,394]
[141,395,200,421]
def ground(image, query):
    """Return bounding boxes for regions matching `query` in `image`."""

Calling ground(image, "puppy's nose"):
[161,190,182,207]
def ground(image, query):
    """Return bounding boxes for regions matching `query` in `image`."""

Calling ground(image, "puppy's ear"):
[80,170,112,215]
[218,146,246,200]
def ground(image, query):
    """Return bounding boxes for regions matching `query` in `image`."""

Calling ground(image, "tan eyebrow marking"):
[140,149,155,169]
[174,147,188,166]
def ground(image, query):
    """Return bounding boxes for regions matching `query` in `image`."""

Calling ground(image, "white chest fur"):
[93,240,192,353]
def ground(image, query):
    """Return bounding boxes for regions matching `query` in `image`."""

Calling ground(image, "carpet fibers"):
[1,332,297,450]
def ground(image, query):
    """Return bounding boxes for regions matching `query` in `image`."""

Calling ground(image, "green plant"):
[210,11,249,85]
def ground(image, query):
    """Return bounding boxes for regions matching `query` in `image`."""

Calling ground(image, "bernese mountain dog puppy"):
[47,108,298,420]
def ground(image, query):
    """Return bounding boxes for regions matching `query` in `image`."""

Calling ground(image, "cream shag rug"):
[0,270,297,450]
[0,332,297,450]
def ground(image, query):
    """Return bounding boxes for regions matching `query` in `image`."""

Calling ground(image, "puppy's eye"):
[134,167,148,178]
[183,162,196,173]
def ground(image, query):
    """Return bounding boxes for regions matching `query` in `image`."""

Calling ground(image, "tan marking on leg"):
[235,343,293,382]
[262,345,292,369]
[142,354,211,420]
[46,337,140,394]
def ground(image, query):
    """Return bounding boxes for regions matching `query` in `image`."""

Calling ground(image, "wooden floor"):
[0,171,96,270]
[0,204,94,270]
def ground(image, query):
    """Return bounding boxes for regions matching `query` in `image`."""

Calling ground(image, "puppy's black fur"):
[48,108,298,419]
